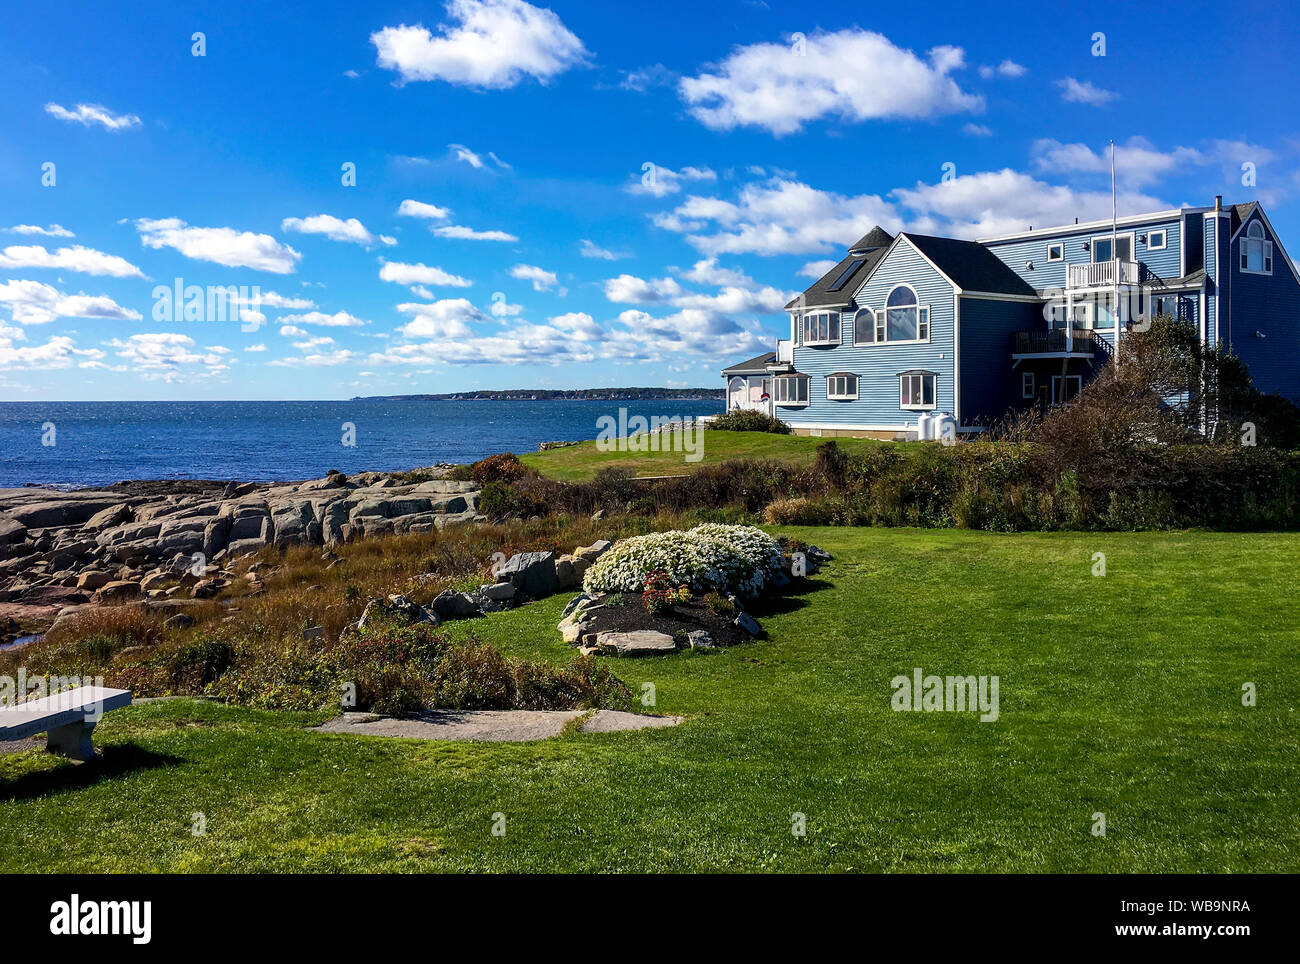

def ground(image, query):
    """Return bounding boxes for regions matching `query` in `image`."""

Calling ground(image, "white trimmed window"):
[1046,242,1064,262]
[1051,375,1082,405]
[826,373,859,400]
[899,371,937,410]
[853,307,876,344]
[1240,221,1273,275]
[802,310,841,345]
[1022,371,1035,399]
[864,285,931,344]
[773,373,810,406]
[1147,228,1167,251]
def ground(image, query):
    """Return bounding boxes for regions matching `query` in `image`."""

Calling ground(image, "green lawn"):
[519,430,899,481]
[3,527,1297,872]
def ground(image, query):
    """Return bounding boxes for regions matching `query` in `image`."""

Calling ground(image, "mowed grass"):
[518,430,901,481]
[2,527,1297,873]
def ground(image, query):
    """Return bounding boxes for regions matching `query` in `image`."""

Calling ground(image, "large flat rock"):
[315,708,681,742]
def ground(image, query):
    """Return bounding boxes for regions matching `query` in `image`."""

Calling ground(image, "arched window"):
[886,286,923,341]
[853,307,876,345]
[1241,220,1273,275]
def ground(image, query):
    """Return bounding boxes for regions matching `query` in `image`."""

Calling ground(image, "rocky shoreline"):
[0,468,487,645]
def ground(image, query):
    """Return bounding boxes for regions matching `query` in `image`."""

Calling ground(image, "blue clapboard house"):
[721,197,1300,438]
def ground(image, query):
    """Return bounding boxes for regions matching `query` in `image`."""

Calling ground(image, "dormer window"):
[802,310,840,345]
[1241,221,1273,275]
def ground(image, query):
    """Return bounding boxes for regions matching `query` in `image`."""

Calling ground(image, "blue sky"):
[1,0,1297,400]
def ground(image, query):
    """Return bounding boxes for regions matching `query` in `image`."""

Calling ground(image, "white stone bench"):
[0,686,132,761]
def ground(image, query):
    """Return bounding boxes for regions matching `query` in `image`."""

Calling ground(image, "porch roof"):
[722,352,776,375]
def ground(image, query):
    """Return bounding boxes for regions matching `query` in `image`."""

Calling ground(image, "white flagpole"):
[1112,138,1120,364]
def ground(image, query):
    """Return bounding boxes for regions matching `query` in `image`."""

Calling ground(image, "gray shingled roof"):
[902,233,1039,296]
[784,227,894,310]
[849,226,893,254]
[721,351,776,375]
[1230,201,1259,236]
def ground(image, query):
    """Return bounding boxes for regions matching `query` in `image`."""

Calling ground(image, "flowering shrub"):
[583,524,784,596]
[641,569,691,615]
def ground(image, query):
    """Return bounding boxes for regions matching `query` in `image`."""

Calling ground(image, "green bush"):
[708,409,792,433]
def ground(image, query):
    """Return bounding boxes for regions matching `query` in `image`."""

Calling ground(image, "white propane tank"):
[916,412,934,441]
[933,412,956,444]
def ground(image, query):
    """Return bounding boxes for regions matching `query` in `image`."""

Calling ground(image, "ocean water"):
[0,399,722,488]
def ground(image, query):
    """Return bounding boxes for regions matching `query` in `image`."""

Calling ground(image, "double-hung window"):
[899,371,937,410]
[1240,221,1273,275]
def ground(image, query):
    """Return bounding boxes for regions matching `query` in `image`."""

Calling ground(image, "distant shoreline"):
[349,388,724,402]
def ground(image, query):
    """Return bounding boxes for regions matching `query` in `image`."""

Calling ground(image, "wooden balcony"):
[1068,259,1140,288]
[1011,328,1096,357]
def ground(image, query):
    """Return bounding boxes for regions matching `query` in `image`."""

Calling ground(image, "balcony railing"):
[1011,328,1096,356]
[1068,259,1140,288]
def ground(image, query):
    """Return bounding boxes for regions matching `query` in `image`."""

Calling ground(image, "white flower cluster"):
[583,524,785,596]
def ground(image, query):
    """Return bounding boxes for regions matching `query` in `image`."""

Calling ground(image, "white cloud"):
[0,326,105,371]
[245,343,267,352]
[0,279,142,325]
[893,169,1165,238]
[799,259,838,279]
[1031,136,1203,188]
[5,224,74,238]
[234,290,316,310]
[395,297,492,338]
[109,333,230,381]
[279,325,308,337]
[45,102,141,131]
[679,30,982,135]
[579,239,626,260]
[654,177,898,255]
[276,310,368,327]
[489,295,523,317]
[371,1,588,88]
[135,218,302,273]
[679,257,754,287]
[979,60,1027,79]
[0,244,146,278]
[602,274,683,304]
[281,214,397,247]
[432,224,518,241]
[379,260,472,287]
[397,199,452,220]
[627,164,717,199]
[510,263,558,291]
[619,63,676,92]
[963,123,993,137]
[1056,77,1117,106]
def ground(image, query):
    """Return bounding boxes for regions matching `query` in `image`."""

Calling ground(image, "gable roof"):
[901,233,1039,296]
[784,226,894,310]
[1230,202,1259,236]
[721,351,776,375]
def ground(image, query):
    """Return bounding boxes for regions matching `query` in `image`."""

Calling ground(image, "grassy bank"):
[518,430,898,481]
[3,526,1296,872]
